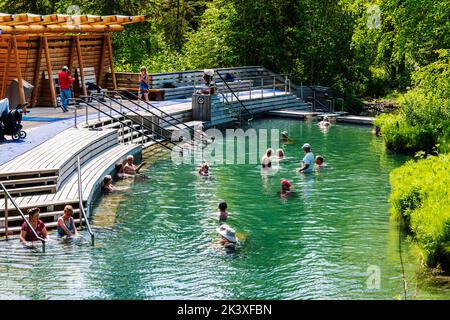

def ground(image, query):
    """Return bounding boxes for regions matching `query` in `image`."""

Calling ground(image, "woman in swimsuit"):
[261,148,273,168]
[19,208,48,247]
[138,66,151,108]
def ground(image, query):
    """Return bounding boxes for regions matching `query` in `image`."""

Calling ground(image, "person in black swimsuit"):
[261,148,273,168]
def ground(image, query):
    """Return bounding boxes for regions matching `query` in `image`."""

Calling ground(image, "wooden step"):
[0,185,57,198]
[1,218,83,235]
[1,176,59,188]
[0,209,81,224]
[0,169,58,181]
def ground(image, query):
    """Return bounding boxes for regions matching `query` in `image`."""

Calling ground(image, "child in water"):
[198,162,210,176]
[218,201,228,223]
[279,179,294,198]
[315,156,326,168]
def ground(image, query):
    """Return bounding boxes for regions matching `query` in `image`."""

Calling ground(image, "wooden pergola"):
[0,13,145,111]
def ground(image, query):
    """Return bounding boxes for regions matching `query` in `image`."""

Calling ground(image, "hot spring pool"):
[1,117,449,300]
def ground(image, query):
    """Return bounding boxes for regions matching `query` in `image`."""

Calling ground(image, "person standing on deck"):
[138,66,151,108]
[299,143,315,174]
[58,66,74,112]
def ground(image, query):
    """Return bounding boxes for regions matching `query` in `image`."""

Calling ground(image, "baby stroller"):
[0,99,27,142]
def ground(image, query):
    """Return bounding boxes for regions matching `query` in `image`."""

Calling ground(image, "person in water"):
[279,179,294,198]
[19,208,48,247]
[261,148,273,168]
[198,162,210,176]
[318,116,332,128]
[299,143,315,174]
[216,224,238,250]
[281,131,289,142]
[123,155,146,175]
[218,201,228,223]
[115,163,133,179]
[57,205,78,238]
[276,148,285,160]
[315,155,326,168]
[102,175,115,192]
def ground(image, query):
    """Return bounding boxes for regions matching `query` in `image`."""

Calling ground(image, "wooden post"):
[106,34,117,90]
[68,37,76,72]
[12,35,26,113]
[75,36,87,96]
[31,36,44,107]
[97,35,108,88]
[1,38,12,99]
[43,36,57,108]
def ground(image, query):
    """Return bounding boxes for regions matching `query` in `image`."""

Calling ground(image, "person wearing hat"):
[318,116,332,128]
[216,224,238,250]
[58,66,75,112]
[299,143,315,174]
[281,131,289,142]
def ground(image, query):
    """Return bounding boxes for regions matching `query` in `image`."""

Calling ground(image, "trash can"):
[7,79,34,108]
[192,93,211,121]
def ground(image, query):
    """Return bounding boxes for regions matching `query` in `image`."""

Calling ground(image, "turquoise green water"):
[1,118,450,299]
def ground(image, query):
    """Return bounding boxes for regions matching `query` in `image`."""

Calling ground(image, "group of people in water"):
[102,155,147,193]
[19,205,79,247]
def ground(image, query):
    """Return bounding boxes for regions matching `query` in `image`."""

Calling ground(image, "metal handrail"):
[77,156,94,246]
[86,95,177,144]
[0,183,46,252]
[75,98,173,151]
[102,94,188,139]
[216,71,253,119]
[112,90,195,135]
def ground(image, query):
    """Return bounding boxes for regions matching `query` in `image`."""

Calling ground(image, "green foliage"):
[390,154,450,268]
[375,50,450,154]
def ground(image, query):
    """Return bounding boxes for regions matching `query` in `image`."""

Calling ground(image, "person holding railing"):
[57,205,78,238]
[58,66,75,112]
[19,208,48,247]
[138,66,151,108]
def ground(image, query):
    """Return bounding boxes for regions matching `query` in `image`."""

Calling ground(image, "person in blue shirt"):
[299,143,314,174]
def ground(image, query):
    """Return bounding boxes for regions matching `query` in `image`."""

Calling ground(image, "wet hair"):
[115,163,123,172]
[218,201,227,211]
[27,207,40,217]
[103,175,112,185]
[266,148,273,157]
[316,156,324,164]
[277,149,284,157]
[64,205,74,215]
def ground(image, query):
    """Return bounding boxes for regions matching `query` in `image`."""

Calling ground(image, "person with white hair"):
[318,116,332,128]
[123,155,147,175]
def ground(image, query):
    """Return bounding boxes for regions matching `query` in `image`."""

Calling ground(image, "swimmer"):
[261,148,273,168]
[276,148,285,160]
[198,162,210,176]
[102,175,115,192]
[281,131,289,142]
[216,224,238,250]
[115,163,134,180]
[218,201,228,223]
[123,155,146,175]
[279,179,294,198]
[318,116,332,128]
[315,155,326,168]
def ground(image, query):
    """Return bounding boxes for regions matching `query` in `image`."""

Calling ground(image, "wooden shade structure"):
[0,13,145,110]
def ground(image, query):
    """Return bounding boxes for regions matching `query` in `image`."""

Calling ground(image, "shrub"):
[390,154,450,269]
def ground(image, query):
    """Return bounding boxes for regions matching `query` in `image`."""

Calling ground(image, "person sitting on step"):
[57,205,78,238]
[19,208,48,247]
